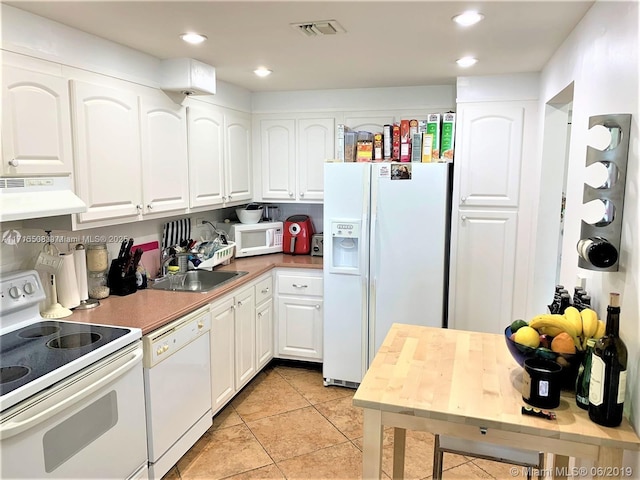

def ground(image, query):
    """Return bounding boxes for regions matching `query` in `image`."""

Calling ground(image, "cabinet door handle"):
[136,204,142,212]
[147,204,153,210]
[289,192,294,197]
[228,194,233,200]
[8,159,19,167]
[257,312,263,318]
[315,304,320,310]
[461,215,467,222]
[461,196,467,203]
[222,196,228,202]
[237,300,243,307]
[231,304,236,311]
[299,192,305,198]
[261,287,270,293]
[292,284,308,288]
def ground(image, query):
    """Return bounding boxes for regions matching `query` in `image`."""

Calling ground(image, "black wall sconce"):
[577,114,631,272]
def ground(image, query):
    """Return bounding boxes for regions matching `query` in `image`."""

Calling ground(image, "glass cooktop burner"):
[0,321,130,397]
[0,366,30,384]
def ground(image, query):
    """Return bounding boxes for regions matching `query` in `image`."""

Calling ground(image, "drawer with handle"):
[277,273,323,297]
[254,275,273,305]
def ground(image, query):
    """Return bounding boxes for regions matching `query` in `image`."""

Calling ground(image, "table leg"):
[362,408,383,480]
[594,447,623,480]
[392,427,406,480]
[552,455,569,480]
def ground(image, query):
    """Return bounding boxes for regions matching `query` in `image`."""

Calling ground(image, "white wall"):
[535,0,639,467]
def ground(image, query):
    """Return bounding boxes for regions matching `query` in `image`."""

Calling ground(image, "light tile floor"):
[163,362,532,480]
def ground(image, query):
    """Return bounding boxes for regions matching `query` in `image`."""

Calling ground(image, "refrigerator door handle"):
[367,166,378,368]
[361,164,372,376]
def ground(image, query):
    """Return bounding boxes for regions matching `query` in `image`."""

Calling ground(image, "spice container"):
[86,243,109,273]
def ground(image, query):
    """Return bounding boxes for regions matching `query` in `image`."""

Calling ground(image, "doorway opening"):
[531,83,574,311]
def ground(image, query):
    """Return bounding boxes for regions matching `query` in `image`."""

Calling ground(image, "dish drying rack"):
[197,241,236,270]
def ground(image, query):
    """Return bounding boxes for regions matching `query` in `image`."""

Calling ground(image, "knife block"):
[107,259,137,296]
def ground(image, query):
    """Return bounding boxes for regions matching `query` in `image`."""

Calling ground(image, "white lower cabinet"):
[209,268,321,415]
[275,270,323,362]
[209,296,235,414]
[209,274,273,415]
[234,285,256,391]
[255,274,274,371]
[448,210,518,334]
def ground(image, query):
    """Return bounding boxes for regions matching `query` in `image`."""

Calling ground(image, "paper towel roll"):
[57,252,80,309]
[74,245,89,302]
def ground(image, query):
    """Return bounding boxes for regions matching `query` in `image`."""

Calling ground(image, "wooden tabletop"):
[353,323,640,452]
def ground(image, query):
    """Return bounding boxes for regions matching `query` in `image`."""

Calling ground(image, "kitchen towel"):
[57,252,80,309]
[132,241,161,279]
[162,218,191,250]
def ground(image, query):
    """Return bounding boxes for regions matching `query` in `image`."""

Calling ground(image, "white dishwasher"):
[143,305,212,480]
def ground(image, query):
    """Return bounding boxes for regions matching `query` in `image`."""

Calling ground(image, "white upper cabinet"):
[71,79,142,223]
[297,118,334,202]
[187,103,225,209]
[2,66,73,176]
[260,118,296,201]
[343,112,395,134]
[224,111,252,204]
[188,102,251,209]
[257,115,334,203]
[140,92,189,215]
[455,104,524,208]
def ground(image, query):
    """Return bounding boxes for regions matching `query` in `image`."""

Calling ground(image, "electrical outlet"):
[195,217,205,226]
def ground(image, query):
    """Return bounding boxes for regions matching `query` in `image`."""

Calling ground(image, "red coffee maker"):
[283,215,314,255]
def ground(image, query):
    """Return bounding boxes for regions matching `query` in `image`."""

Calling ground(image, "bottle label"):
[589,355,605,406]
[618,370,627,404]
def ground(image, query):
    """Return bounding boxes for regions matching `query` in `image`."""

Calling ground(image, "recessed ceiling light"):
[452,11,484,27]
[456,56,478,67]
[179,33,207,45]
[254,67,272,78]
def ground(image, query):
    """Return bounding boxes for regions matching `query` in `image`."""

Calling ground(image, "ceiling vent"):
[291,20,346,37]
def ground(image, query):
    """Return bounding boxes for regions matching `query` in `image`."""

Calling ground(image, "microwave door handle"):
[266,229,274,247]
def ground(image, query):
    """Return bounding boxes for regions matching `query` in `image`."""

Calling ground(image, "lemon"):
[513,326,540,349]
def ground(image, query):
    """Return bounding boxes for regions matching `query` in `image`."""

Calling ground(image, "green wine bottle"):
[588,293,628,427]
[575,339,595,410]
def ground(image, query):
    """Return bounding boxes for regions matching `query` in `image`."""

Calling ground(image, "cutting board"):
[132,241,160,279]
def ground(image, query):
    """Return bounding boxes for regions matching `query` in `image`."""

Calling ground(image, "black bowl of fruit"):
[504,319,583,390]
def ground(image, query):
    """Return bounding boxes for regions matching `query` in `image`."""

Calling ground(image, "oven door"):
[0,342,148,479]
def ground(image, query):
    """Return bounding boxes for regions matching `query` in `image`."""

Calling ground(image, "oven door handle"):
[0,347,142,440]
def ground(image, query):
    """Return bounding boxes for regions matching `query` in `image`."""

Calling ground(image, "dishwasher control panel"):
[142,305,211,368]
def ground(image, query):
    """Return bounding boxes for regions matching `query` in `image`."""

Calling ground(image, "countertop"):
[68,254,322,335]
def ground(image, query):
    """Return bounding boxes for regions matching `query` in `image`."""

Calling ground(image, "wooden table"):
[353,323,640,480]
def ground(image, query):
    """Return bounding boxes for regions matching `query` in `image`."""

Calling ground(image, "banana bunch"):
[528,307,605,351]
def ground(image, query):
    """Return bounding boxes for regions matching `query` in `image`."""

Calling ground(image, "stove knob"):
[23,282,36,295]
[9,286,22,299]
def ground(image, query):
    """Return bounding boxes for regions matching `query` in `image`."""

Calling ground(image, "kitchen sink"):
[151,270,248,293]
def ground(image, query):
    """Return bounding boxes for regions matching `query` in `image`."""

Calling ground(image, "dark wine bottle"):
[588,293,628,427]
[577,237,619,268]
[575,338,595,410]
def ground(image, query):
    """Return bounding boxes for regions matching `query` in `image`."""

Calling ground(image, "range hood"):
[0,176,87,222]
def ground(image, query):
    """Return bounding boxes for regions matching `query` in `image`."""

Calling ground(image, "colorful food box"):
[441,112,456,161]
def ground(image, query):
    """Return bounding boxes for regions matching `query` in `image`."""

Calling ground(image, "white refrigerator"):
[323,162,451,386]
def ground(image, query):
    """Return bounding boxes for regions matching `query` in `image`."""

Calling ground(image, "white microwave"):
[231,221,283,257]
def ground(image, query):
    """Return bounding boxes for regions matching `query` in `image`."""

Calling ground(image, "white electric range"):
[0,270,149,479]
